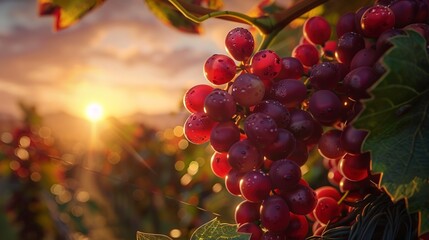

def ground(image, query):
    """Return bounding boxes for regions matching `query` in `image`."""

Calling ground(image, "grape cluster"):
[182,0,429,237]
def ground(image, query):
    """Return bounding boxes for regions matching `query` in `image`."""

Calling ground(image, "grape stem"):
[166,0,329,49]
[337,191,350,205]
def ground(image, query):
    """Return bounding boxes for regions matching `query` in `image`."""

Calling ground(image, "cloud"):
[0,0,261,118]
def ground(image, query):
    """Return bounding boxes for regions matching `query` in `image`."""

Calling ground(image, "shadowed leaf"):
[354,30,429,234]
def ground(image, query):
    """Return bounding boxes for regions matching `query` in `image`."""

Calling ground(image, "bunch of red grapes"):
[183,0,429,238]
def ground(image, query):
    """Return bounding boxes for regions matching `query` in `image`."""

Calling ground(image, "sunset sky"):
[0,0,263,119]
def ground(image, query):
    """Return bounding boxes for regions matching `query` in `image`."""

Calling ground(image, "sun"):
[85,102,104,122]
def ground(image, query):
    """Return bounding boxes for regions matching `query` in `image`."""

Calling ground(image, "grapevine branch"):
[166,0,329,49]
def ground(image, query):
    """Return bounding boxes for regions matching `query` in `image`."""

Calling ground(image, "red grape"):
[244,112,279,147]
[210,121,241,152]
[285,213,309,239]
[313,196,341,225]
[318,129,345,159]
[253,100,291,129]
[250,50,282,81]
[204,89,236,122]
[183,112,215,144]
[210,152,232,178]
[228,139,264,173]
[260,195,290,232]
[183,84,213,113]
[235,200,261,225]
[292,43,320,67]
[360,5,395,38]
[231,73,265,107]
[204,54,236,85]
[281,183,317,215]
[308,90,342,125]
[269,79,307,108]
[240,170,272,202]
[225,169,244,196]
[339,152,371,182]
[237,222,263,240]
[225,27,255,61]
[275,57,304,80]
[309,62,341,90]
[262,129,296,161]
[335,32,365,65]
[303,16,332,45]
[336,12,357,38]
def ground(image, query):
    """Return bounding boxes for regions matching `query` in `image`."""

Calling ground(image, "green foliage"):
[38,0,105,30]
[190,218,250,240]
[136,232,173,240]
[354,30,429,234]
[144,0,201,34]
[136,218,250,240]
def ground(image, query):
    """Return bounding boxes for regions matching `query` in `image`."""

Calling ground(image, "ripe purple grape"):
[336,12,357,38]
[225,27,255,61]
[235,200,261,225]
[183,112,215,144]
[343,66,379,100]
[210,121,241,152]
[183,84,214,113]
[237,222,263,240]
[287,140,309,166]
[288,109,316,141]
[260,195,290,232]
[231,73,265,107]
[376,29,406,54]
[340,125,368,154]
[389,0,415,28]
[350,48,379,70]
[250,50,282,81]
[275,57,304,80]
[244,112,278,147]
[262,129,296,161]
[360,5,395,38]
[239,170,272,202]
[269,159,301,192]
[303,16,332,45]
[210,152,232,178]
[354,6,371,34]
[204,89,236,122]
[335,32,365,65]
[292,43,320,67]
[280,183,317,215]
[269,79,307,108]
[228,139,263,173]
[318,129,345,159]
[253,100,291,129]
[308,90,342,125]
[309,62,341,90]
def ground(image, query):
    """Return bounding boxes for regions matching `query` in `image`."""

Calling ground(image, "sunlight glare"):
[85,103,104,122]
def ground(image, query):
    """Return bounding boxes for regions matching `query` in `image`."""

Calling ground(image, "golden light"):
[85,102,104,122]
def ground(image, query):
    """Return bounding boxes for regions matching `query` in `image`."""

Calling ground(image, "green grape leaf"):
[38,0,105,30]
[144,0,201,34]
[190,218,250,240]
[354,30,429,234]
[136,232,173,240]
